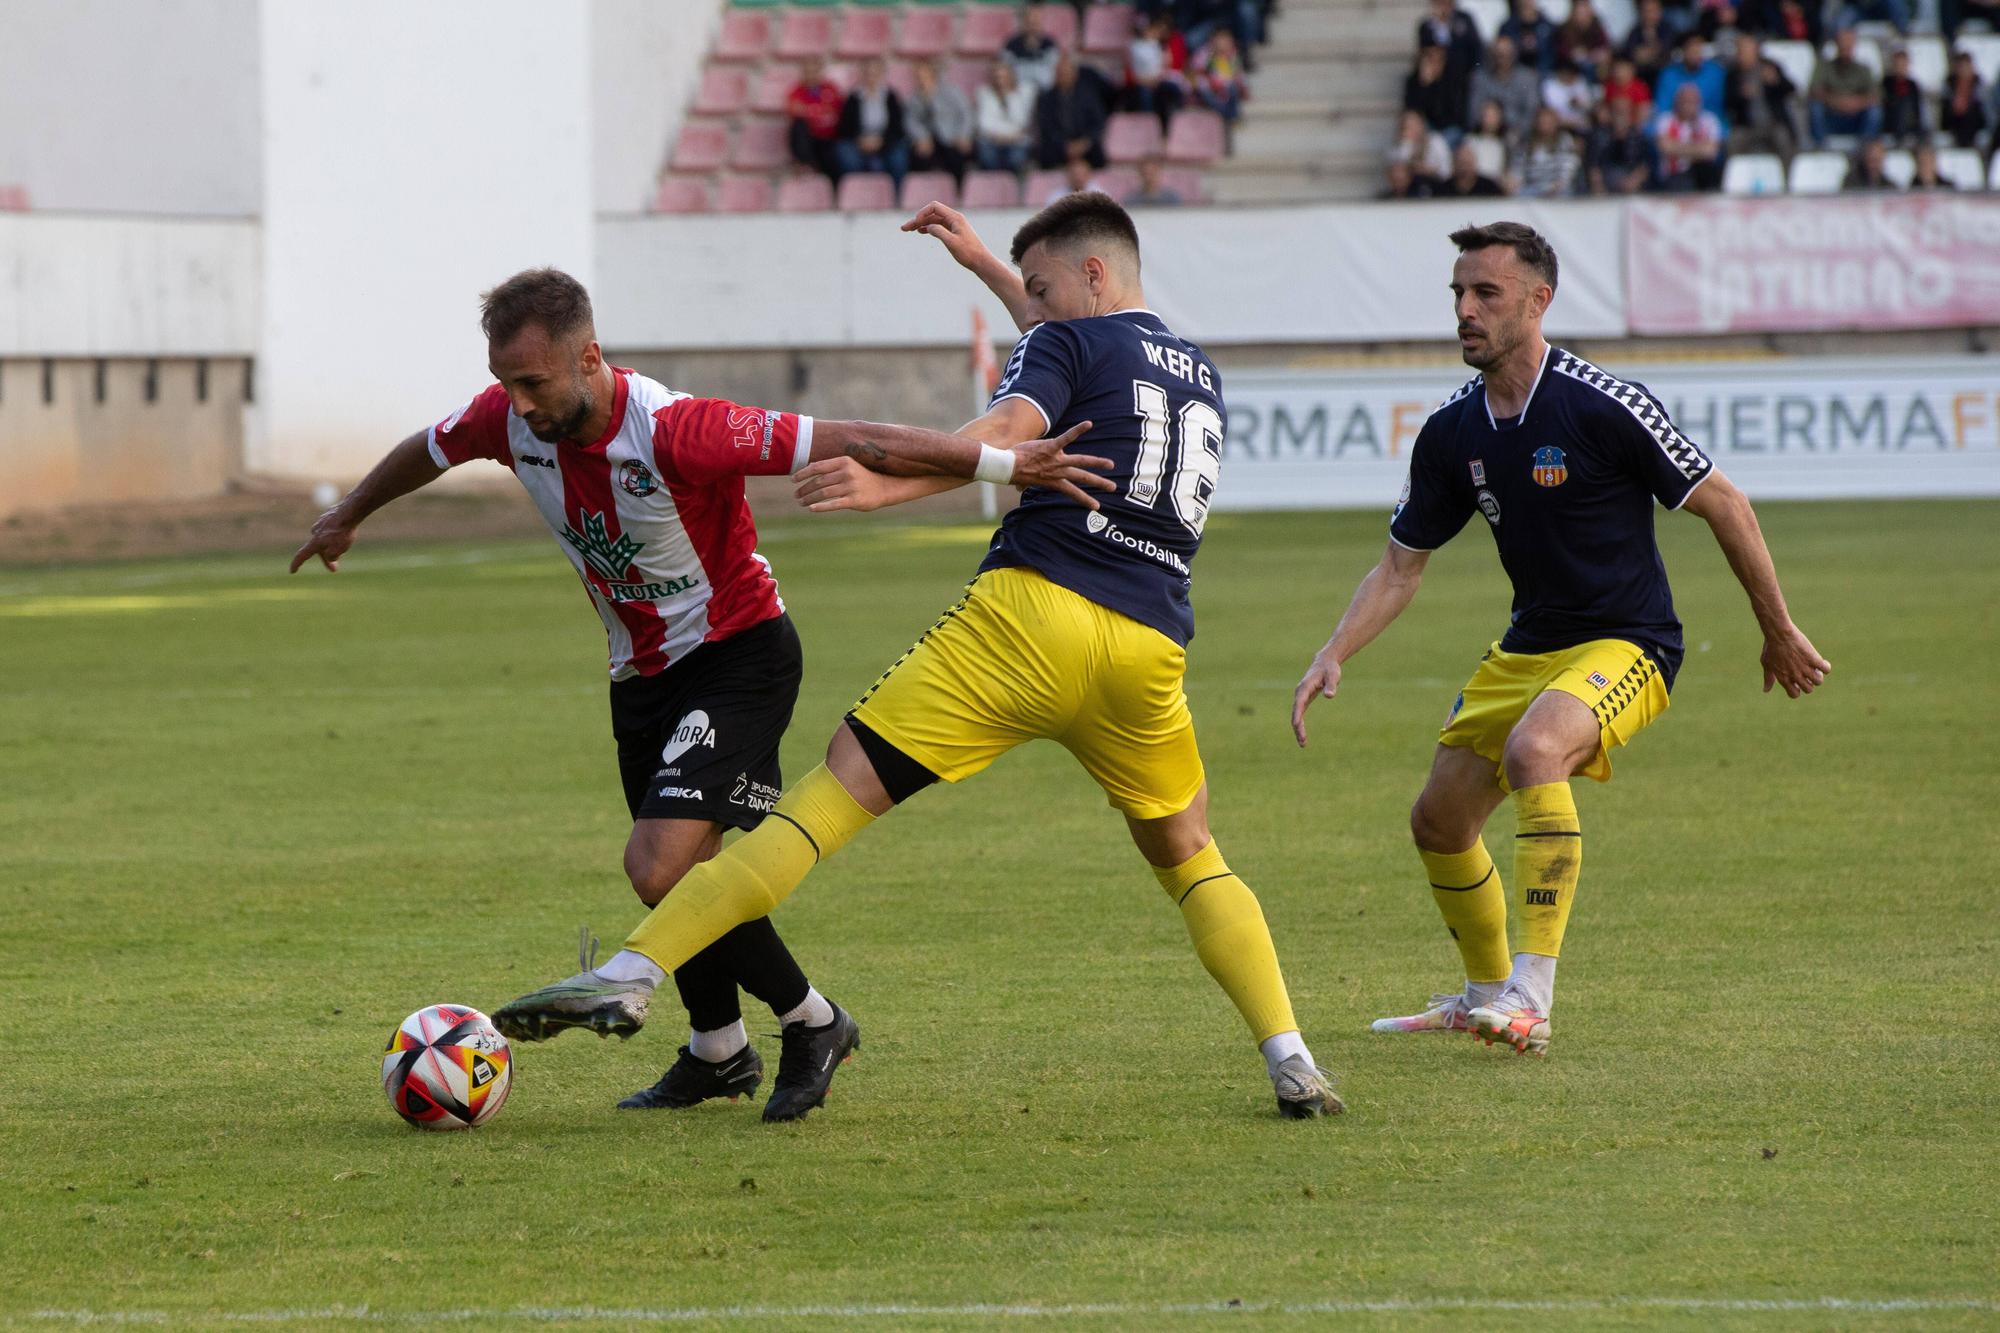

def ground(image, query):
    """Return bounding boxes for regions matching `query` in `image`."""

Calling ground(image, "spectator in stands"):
[1543,58,1598,134]
[1843,136,1898,188]
[1036,53,1111,168]
[1587,96,1656,191]
[1126,14,1189,130]
[1655,36,1727,125]
[1880,46,1926,143]
[1691,0,1745,51]
[1555,0,1615,77]
[1840,0,1910,38]
[1940,51,1990,149]
[1908,141,1956,189]
[1466,99,1513,176]
[1468,36,1541,140]
[1941,0,2000,41]
[1406,44,1466,133]
[907,59,977,181]
[835,57,912,189]
[976,58,1038,172]
[1004,4,1063,94]
[1183,0,1267,65]
[1808,28,1883,144]
[1740,0,1821,44]
[1440,140,1510,193]
[1388,108,1454,182]
[1622,0,1684,86]
[787,56,846,181]
[1500,0,1559,74]
[1379,158,1440,197]
[1418,0,1486,102]
[1514,104,1581,193]
[1652,81,1726,189]
[1724,34,1798,157]
[1190,30,1249,124]
[1041,156,1109,203]
[1127,154,1187,205]
[1600,55,1654,120]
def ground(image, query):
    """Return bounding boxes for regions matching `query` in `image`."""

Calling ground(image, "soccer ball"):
[381,1004,513,1130]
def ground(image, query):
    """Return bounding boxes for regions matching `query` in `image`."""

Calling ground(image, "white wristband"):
[973,443,1016,485]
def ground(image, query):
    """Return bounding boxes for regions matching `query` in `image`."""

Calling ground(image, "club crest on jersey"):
[562,508,646,581]
[619,461,658,497]
[1532,447,1568,487]
[1469,458,1487,485]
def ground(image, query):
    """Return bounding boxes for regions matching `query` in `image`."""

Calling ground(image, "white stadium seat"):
[1722,152,1787,194]
[1595,0,1637,43]
[1936,148,1986,190]
[1902,35,1949,94]
[1788,150,1850,193]
[1762,40,1817,95]
[1881,148,1916,187]
[1990,150,2000,190]
[1462,0,1510,44]
[1539,0,1572,21]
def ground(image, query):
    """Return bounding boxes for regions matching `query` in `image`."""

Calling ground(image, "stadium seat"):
[837,9,895,59]
[692,67,751,117]
[1540,0,1572,18]
[958,7,1017,55]
[896,8,957,58]
[1082,3,1136,56]
[1163,108,1225,163]
[731,119,791,171]
[716,175,776,212]
[1823,36,1881,77]
[1881,148,1916,188]
[900,169,960,208]
[1039,5,1079,49]
[945,57,990,98]
[1595,0,1636,45]
[752,62,802,114]
[1096,166,1140,199]
[1990,150,2000,190]
[1787,150,1849,193]
[652,175,714,213]
[885,60,920,97]
[1461,0,1510,43]
[961,169,1024,206]
[1936,147,1986,191]
[0,185,29,211]
[1903,35,1948,93]
[778,175,836,211]
[1722,152,1786,195]
[671,122,731,173]
[1024,168,1071,204]
[1960,33,2000,90]
[837,172,899,210]
[1162,166,1206,202]
[1105,111,1166,162]
[1762,41,1817,96]
[714,12,774,61]
[777,10,837,60]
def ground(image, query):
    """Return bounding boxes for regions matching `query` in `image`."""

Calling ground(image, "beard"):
[527,385,595,443]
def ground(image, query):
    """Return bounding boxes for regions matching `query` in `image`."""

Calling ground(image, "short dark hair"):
[480,267,595,347]
[1009,192,1141,266]
[1449,221,1559,293]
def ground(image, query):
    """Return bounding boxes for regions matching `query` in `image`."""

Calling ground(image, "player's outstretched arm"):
[1292,541,1431,747]
[1679,471,1831,698]
[807,414,1115,509]
[901,203,1033,332]
[288,430,444,573]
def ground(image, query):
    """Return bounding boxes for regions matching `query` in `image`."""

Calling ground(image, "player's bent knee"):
[1410,792,1476,853]
[1501,729,1580,786]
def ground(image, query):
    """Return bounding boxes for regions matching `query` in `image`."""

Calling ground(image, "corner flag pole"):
[970,307,1002,519]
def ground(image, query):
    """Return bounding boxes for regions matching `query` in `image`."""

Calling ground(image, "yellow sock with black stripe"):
[1153,841,1299,1043]
[1513,781,1581,957]
[624,765,874,975]
[1420,841,1510,986]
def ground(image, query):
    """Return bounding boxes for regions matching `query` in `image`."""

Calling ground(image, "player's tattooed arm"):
[900,203,1033,332]
[1679,470,1831,699]
[288,429,444,573]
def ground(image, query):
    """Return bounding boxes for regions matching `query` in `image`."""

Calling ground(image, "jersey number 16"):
[1128,380,1224,539]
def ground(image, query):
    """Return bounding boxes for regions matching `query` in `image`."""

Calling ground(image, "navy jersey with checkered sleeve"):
[1390,346,1715,687]
[977,309,1223,644]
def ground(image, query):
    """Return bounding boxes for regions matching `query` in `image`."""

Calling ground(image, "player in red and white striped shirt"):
[291,268,1108,1118]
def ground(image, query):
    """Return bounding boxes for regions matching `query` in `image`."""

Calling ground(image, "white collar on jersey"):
[1482,342,1554,430]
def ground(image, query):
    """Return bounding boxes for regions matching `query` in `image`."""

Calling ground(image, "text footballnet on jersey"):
[981,308,1224,644]
[429,368,812,678]
[1390,345,1715,685]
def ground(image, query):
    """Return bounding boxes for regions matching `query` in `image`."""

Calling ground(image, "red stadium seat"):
[837,9,895,58]
[944,57,990,98]
[1039,4,1078,50]
[1104,111,1164,163]
[0,185,30,211]
[885,60,920,97]
[895,8,957,58]
[751,62,801,114]
[1024,168,1070,205]
[778,175,836,211]
[1163,167,1207,203]
[692,67,750,117]
[716,175,776,212]
[837,172,899,210]
[1163,108,1224,163]
[960,169,1023,207]
[957,7,1016,55]
[715,12,773,61]
[777,9,837,59]
[731,119,792,171]
[652,175,714,213]
[1096,166,1140,199]
[900,169,961,208]
[671,122,731,173]
[1081,4,1135,56]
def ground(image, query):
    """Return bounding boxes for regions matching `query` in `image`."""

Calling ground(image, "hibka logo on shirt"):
[562,508,646,581]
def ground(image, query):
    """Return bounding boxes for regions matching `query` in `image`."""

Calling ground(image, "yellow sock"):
[1420,841,1510,985]
[623,765,874,974]
[1153,841,1299,1042]
[1513,781,1581,957]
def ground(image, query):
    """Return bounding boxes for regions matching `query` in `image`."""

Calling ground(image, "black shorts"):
[610,614,804,829]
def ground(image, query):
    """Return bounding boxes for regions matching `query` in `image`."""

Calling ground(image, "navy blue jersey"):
[977,308,1223,644]
[1390,346,1715,687]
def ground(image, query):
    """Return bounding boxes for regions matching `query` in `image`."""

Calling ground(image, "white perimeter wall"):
[0,215,257,356]
[594,0,722,215]
[254,0,596,480]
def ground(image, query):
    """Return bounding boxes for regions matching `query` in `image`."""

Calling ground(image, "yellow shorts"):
[1440,638,1670,791]
[851,566,1205,820]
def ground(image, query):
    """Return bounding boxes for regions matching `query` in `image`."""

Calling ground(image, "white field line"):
[19,1296,1999,1325]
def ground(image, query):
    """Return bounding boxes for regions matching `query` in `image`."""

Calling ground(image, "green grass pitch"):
[1,501,1994,1330]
